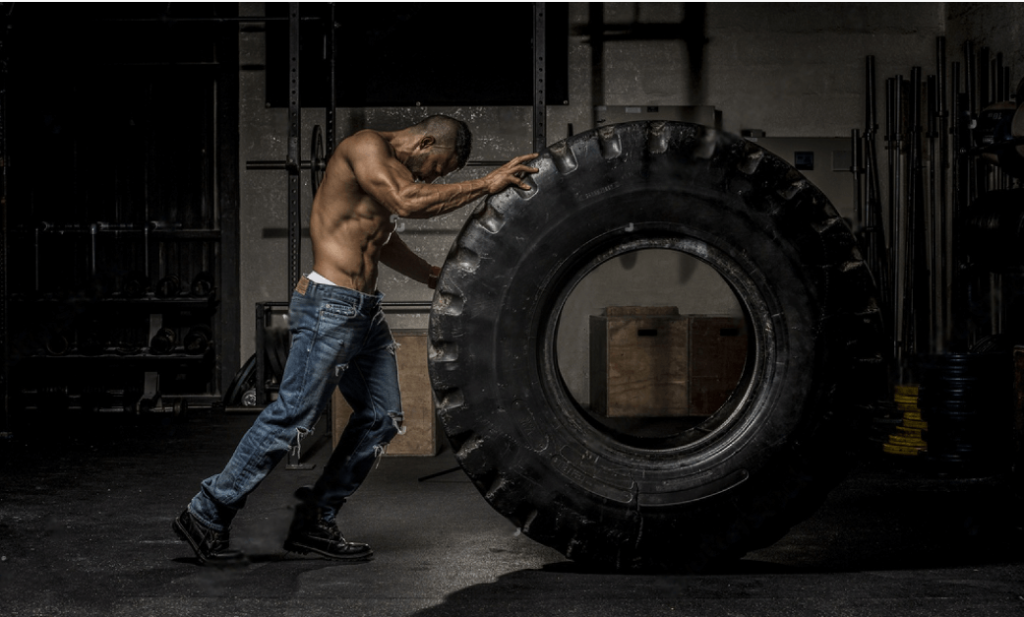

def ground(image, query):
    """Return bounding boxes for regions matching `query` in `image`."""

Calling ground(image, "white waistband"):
[307,271,338,287]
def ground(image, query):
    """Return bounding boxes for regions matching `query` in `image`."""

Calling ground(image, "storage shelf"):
[16,225,221,241]
[11,293,218,310]
[24,350,213,361]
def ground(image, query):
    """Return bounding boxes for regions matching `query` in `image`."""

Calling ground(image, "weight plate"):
[883,443,925,456]
[888,434,927,447]
[311,124,325,195]
[895,426,923,438]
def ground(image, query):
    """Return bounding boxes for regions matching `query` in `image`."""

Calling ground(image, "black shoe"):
[283,502,373,562]
[172,508,247,566]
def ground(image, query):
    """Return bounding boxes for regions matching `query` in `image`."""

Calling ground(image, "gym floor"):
[1,410,1022,617]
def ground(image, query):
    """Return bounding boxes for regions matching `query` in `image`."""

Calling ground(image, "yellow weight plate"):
[888,434,927,447]
[883,443,924,456]
[895,426,923,438]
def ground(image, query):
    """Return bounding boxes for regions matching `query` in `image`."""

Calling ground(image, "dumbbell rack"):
[7,253,221,414]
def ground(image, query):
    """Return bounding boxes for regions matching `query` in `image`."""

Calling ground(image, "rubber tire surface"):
[428,121,885,571]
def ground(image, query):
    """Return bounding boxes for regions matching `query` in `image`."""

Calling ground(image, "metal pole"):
[885,77,896,321]
[937,37,949,349]
[286,4,302,297]
[904,69,921,357]
[950,61,961,323]
[965,41,977,117]
[533,2,547,153]
[953,74,971,347]
[927,74,939,354]
[853,128,863,229]
[865,56,889,316]
[325,2,337,159]
[893,76,905,364]
[996,52,1004,102]
[255,304,267,407]
[964,42,979,204]
[978,46,990,111]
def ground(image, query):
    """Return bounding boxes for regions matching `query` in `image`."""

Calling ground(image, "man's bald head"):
[411,115,472,169]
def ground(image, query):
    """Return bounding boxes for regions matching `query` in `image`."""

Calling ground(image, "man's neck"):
[385,129,418,164]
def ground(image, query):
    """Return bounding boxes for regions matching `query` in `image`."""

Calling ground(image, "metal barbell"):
[247,125,329,195]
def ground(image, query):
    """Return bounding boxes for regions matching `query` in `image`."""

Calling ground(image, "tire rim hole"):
[544,238,768,453]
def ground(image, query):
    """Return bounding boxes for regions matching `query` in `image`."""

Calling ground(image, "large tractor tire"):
[428,121,886,571]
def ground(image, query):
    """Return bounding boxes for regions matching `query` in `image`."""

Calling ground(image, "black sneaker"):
[172,507,247,566]
[283,502,373,562]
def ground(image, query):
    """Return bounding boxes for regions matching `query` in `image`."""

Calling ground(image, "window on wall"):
[265,3,569,107]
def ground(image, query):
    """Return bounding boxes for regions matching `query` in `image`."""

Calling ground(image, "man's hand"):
[484,153,539,194]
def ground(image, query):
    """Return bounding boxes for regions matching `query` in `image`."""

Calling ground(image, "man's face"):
[407,142,460,184]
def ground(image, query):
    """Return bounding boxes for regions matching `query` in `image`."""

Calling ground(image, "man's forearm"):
[390,177,490,219]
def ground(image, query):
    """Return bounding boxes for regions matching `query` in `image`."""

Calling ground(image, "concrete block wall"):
[235,3,975,400]
[945,3,1024,97]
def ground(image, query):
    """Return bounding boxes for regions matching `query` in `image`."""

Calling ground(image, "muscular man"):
[173,115,538,565]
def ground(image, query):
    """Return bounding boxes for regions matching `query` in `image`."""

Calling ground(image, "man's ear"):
[418,135,435,150]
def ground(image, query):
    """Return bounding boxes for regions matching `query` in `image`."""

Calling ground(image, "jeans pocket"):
[313,302,363,360]
[321,302,357,319]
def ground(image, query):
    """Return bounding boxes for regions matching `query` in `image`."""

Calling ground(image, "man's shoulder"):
[339,130,392,156]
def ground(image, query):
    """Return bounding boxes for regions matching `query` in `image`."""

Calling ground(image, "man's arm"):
[379,232,441,289]
[347,133,537,219]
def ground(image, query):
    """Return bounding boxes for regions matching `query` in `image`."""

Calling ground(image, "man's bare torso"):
[309,130,397,294]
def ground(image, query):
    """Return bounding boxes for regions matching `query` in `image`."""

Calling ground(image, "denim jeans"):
[189,277,403,532]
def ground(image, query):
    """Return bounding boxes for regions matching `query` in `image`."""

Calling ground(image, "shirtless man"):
[173,115,538,565]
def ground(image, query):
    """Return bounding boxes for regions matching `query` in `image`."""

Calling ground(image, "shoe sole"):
[283,540,374,563]
[172,517,248,567]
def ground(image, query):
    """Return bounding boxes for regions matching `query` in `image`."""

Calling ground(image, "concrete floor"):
[1,410,1022,617]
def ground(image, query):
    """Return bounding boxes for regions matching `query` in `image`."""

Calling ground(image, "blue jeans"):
[189,278,403,532]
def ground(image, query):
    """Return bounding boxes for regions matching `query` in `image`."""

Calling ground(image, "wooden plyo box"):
[591,306,690,418]
[689,316,748,416]
[331,329,440,456]
[590,307,747,418]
